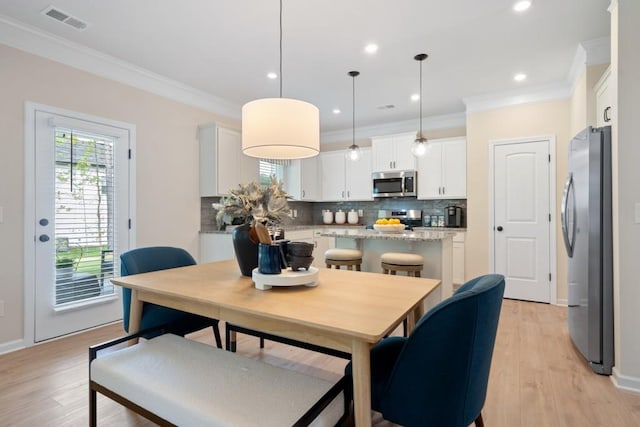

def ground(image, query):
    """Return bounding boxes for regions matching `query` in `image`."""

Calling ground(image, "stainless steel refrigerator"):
[562,126,613,375]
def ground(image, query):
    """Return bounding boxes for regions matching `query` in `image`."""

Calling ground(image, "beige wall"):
[466,99,571,301]
[0,44,236,345]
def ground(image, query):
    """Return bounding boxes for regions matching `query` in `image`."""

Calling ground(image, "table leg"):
[407,301,425,334]
[127,289,143,345]
[351,340,372,426]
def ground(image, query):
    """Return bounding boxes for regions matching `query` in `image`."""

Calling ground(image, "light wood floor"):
[1,299,639,426]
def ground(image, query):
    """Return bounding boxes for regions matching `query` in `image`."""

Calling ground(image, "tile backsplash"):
[201,197,465,231]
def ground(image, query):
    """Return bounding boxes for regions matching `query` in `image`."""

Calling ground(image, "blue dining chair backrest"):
[347,274,505,427]
[119,246,222,347]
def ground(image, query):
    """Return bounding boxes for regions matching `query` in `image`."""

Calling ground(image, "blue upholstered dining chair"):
[345,274,505,427]
[120,246,223,348]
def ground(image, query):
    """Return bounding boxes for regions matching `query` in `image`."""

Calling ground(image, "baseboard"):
[611,367,640,394]
[556,298,568,306]
[0,338,26,355]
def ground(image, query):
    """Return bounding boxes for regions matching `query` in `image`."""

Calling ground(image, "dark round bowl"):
[287,255,314,271]
[287,241,314,257]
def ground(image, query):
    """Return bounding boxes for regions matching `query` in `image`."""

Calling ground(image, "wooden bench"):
[89,331,348,426]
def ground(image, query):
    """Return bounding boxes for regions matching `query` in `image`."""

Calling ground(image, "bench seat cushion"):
[91,334,343,426]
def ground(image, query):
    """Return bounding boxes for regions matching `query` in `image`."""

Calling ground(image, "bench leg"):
[89,385,97,427]
[212,323,223,349]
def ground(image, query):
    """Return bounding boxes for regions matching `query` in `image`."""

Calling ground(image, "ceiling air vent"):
[41,6,89,31]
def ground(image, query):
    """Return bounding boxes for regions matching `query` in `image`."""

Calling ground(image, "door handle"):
[302,190,305,198]
[604,106,612,123]
[496,226,503,232]
[561,173,575,257]
[39,234,50,242]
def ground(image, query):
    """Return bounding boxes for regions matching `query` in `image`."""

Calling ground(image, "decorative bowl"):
[287,255,314,271]
[287,241,314,257]
[373,224,406,233]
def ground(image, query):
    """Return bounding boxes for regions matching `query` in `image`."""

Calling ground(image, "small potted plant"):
[212,177,292,276]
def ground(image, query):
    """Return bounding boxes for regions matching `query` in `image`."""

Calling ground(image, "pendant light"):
[242,0,319,159]
[345,71,361,162]
[411,53,429,157]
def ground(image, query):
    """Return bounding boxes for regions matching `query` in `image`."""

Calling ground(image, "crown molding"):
[463,81,572,113]
[320,112,466,144]
[567,37,611,93]
[0,14,241,119]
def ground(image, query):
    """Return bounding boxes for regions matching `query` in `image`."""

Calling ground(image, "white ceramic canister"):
[335,209,346,224]
[347,209,359,224]
[322,210,334,224]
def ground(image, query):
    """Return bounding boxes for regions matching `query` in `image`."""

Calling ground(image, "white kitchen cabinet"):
[313,229,335,268]
[594,66,613,128]
[199,123,259,197]
[320,148,373,201]
[452,232,465,284]
[417,137,466,199]
[199,233,235,263]
[371,132,416,172]
[283,156,319,201]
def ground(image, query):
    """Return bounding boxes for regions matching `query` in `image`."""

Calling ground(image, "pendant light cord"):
[419,58,423,137]
[352,73,355,146]
[279,0,283,98]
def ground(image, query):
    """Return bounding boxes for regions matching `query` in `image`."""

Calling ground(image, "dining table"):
[111,259,440,426]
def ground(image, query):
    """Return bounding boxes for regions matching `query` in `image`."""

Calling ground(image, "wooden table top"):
[112,259,441,343]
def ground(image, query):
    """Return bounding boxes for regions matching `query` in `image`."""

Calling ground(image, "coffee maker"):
[444,206,464,228]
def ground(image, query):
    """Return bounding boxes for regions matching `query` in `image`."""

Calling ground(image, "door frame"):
[23,102,137,347]
[488,135,557,305]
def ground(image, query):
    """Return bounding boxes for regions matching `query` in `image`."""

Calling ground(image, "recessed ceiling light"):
[267,72,278,79]
[364,43,378,54]
[514,73,527,82]
[410,94,420,102]
[513,1,532,12]
[332,108,341,114]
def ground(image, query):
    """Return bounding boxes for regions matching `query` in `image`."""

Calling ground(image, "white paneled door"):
[493,139,551,303]
[29,106,133,342]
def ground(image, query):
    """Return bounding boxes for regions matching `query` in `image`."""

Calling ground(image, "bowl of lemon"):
[373,218,406,233]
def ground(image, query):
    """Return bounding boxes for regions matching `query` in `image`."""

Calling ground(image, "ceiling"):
[0,0,611,136]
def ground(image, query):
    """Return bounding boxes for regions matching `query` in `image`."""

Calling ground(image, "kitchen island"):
[319,228,455,299]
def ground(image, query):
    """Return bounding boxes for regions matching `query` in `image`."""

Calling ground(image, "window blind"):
[54,128,117,305]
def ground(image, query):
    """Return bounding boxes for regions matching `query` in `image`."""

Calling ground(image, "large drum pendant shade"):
[242,98,319,159]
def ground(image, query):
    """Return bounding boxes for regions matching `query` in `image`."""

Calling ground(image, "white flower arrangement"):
[212,177,292,228]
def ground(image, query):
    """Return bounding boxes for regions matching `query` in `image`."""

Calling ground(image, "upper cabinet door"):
[594,66,612,128]
[417,142,443,199]
[320,151,346,201]
[199,124,257,196]
[346,147,373,201]
[372,136,395,172]
[417,137,466,200]
[392,133,417,171]
[441,138,466,198]
[284,157,319,201]
[371,133,416,172]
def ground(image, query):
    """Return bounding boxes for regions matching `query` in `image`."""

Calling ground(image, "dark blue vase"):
[232,223,259,276]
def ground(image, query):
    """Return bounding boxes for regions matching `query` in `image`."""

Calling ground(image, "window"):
[259,159,288,186]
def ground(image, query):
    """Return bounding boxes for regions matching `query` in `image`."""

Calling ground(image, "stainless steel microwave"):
[372,170,417,198]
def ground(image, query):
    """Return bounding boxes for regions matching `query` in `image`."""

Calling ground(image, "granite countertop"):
[200,225,464,235]
[319,228,456,242]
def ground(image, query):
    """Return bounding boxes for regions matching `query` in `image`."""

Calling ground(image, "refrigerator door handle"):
[561,173,576,257]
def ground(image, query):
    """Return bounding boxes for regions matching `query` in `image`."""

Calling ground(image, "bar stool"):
[324,248,363,271]
[381,252,425,336]
[381,252,424,277]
